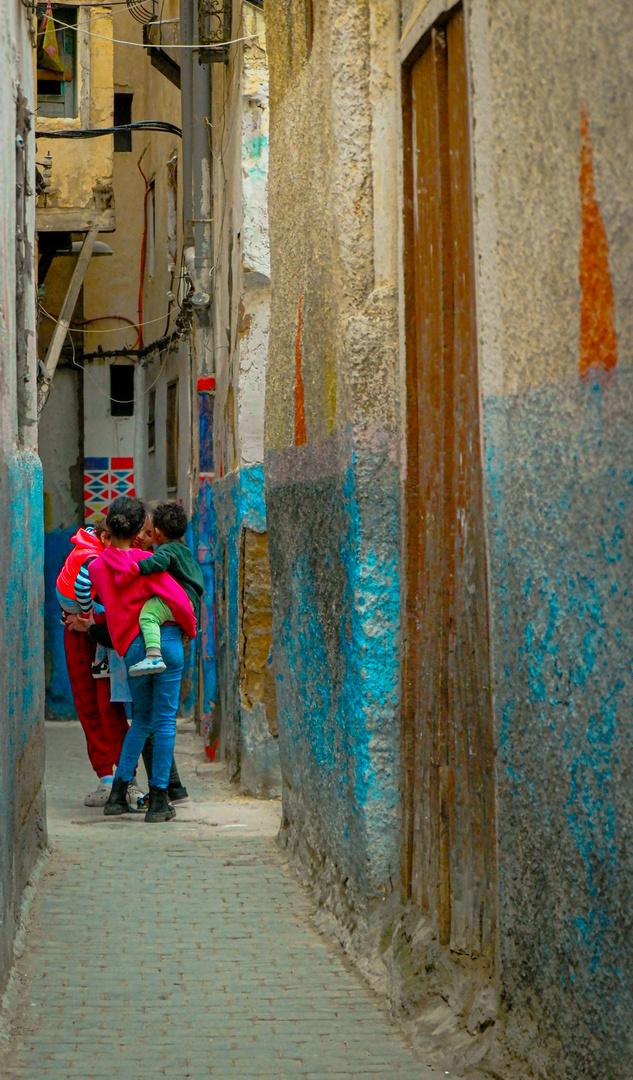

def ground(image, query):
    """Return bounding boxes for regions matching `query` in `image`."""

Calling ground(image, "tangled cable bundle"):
[126,0,157,22]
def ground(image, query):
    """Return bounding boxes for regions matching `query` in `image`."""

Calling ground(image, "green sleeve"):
[137,548,172,575]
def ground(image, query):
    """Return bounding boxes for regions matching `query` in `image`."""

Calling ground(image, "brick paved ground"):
[3,721,450,1080]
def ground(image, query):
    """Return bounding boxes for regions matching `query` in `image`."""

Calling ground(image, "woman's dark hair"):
[106,496,146,539]
[153,501,188,540]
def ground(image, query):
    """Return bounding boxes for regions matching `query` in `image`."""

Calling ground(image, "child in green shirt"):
[128,501,204,677]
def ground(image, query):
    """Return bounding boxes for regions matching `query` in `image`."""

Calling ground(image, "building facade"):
[265,2,633,1078]
[37,0,208,720]
[209,2,279,796]
[0,0,47,994]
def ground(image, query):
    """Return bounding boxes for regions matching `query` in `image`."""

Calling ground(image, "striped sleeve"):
[74,558,95,613]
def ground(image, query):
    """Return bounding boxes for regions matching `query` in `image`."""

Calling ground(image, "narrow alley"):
[3,723,442,1080]
[2,0,633,1077]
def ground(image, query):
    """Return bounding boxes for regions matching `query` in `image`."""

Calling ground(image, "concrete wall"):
[266,0,633,1077]
[464,1,633,1076]
[0,0,47,992]
[265,0,401,895]
[211,3,279,795]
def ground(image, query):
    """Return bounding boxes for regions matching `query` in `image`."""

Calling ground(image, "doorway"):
[401,3,496,958]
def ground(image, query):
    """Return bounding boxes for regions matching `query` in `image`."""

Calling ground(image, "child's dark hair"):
[106,496,146,539]
[153,501,188,540]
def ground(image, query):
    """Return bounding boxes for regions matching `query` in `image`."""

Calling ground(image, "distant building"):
[265,1,633,1077]
[36,0,211,724]
[0,0,47,993]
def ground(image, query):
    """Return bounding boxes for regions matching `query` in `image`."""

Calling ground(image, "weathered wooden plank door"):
[402,4,496,958]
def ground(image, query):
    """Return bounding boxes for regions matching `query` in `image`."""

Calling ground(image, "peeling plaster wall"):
[0,0,47,992]
[211,4,278,794]
[466,1,633,1076]
[267,1,633,1077]
[265,0,401,901]
[36,4,114,209]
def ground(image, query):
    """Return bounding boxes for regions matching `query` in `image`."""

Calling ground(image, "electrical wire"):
[136,146,151,349]
[35,120,181,139]
[69,329,172,403]
[49,15,261,48]
[38,305,174,334]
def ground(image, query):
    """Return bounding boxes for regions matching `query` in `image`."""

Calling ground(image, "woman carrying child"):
[87,496,197,823]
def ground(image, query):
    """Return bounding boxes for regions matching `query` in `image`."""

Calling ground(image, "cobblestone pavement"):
[3,722,449,1080]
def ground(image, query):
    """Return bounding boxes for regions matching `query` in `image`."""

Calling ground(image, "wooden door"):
[402,4,496,958]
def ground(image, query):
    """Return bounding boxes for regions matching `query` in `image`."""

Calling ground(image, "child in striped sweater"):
[56,522,111,678]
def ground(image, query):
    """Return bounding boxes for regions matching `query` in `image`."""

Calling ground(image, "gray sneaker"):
[84,783,113,807]
[126,782,145,806]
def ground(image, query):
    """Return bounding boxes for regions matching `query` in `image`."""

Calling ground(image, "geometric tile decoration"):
[84,456,135,521]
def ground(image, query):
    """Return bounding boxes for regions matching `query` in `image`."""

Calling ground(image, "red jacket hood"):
[70,527,103,555]
[56,528,104,600]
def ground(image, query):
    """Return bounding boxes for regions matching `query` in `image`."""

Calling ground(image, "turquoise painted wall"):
[0,452,47,985]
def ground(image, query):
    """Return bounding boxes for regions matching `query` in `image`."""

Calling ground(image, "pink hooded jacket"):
[89,545,197,656]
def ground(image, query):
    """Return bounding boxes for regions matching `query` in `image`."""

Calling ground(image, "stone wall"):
[265,0,402,902]
[468,1,633,1076]
[211,5,279,794]
[0,0,47,992]
[266,0,633,1078]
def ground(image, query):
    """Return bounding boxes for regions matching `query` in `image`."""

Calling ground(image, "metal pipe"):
[180,0,194,244]
[192,4,212,298]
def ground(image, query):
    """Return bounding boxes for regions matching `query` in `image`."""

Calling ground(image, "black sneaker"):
[144,786,176,823]
[92,658,110,679]
[167,784,189,803]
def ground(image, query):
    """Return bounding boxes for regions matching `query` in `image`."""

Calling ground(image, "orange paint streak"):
[294,294,307,446]
[579,106,617,378]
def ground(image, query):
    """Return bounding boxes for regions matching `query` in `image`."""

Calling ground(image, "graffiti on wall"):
[579,107,617,378]
[84,456,135,520]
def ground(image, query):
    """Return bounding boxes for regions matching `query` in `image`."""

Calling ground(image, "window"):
[166,380,178,490]
[110,364,134,417]
[147,387,156,452]
[36,4,77,119]
[113,93,133,152]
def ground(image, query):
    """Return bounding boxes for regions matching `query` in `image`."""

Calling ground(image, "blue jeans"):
[115,625,184,788]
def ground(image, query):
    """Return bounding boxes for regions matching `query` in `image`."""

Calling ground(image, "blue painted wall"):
[213,463,280,791]
[190,479,218,733]
[43,526,76,719]
[0,452,47,985]
[484,369,633,1074]
[266,432,401,896]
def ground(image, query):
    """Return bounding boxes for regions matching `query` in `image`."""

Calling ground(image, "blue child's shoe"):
[128,656,167,677]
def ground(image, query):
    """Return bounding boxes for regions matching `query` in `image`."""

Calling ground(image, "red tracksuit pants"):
[64,627,129,778]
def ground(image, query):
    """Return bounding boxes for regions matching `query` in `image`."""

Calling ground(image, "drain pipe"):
[181,0,211,313]
[180,0,194,245]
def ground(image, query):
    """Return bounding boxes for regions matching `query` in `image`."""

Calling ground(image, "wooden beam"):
[36,208,115,233]
[38,222,101,414]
